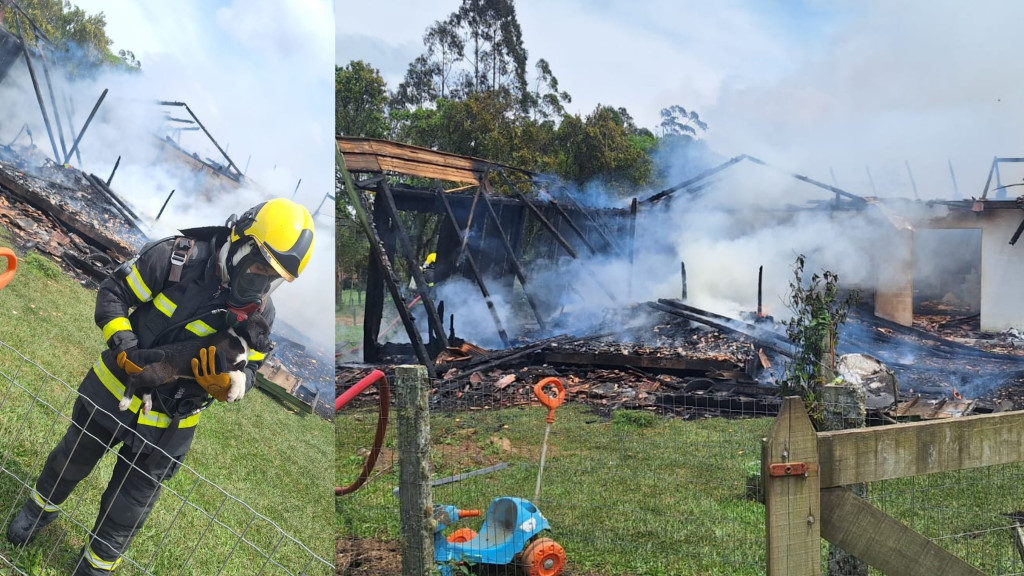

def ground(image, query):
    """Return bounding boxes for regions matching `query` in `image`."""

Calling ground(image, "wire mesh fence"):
[337,369,1024,576]
[0,341,333,575]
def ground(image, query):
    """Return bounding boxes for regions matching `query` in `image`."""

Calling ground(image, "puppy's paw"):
[141,393,152,414]
[118,396,131,411]
[226,370,246,402]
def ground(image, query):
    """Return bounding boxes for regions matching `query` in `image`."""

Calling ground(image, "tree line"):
[1,0,140,72]
[336,0,713,292]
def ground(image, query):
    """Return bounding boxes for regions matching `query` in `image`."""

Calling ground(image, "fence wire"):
[0,341,332,575]
[338,370,1024,575]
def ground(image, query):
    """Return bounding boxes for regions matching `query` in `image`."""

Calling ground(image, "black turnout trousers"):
[33,391,181,574]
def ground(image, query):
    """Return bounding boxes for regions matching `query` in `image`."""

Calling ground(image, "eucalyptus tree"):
[336,60,389,138]
[658,104,709,138]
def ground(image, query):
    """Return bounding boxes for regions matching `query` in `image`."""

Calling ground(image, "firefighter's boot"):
[6,497,58,546]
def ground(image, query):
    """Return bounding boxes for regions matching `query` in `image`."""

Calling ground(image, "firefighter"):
[421,252,436,288]
[408,251,437,293]
[4,198,315,575]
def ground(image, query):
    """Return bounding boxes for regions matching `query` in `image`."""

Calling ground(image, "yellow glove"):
[191,345,232,402]
[116,348,163,375]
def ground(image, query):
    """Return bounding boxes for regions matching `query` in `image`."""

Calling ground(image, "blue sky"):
[338,0,1024,200]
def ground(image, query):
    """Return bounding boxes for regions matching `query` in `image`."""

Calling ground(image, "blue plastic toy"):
[434,380,568,576]
[433,496,566,576]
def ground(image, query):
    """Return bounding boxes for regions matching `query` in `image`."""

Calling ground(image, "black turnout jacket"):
[81,226,274,456]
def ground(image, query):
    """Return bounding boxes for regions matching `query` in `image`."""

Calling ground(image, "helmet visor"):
[229,254,284,306]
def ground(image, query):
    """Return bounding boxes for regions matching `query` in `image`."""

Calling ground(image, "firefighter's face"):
[247,261,278,277]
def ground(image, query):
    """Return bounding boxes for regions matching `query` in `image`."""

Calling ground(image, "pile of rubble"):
[339,298,1024,422]
[0,150,146,286]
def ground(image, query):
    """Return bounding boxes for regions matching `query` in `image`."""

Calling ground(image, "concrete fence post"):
[396,364,433,576]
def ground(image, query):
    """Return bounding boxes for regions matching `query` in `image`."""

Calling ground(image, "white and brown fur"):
[118,313,274,413]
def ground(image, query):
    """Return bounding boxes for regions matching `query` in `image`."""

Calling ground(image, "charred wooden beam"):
[478,179,546,331]
[743,155,866,204]
[84,173,140,224]
[0,165,140,258]
[549,198,599,255]
[337,150,435,378]
[362,193,387,361]
[648,300,795,359]
[14,14,59,163]
[559,187,625,258]
[503,172,617,304]
[502,172,578,259]
[106,155,121,187]
[539,350,739,376]
[629,197,637,299]
[1010,216,1024,246]
[454,184,482,267]
[680,261,687,301]
[643,155,746,203]
[156,189,174,220]
[64,88,108,166]
[378,178,448,351]
[158,101,243,181]
[436,188,511,348]
[62,94,82,166]
[757,265,764,318]
[36,44,67,163]
[434,335,575,399]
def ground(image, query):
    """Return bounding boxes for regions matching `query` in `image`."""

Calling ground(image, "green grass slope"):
[0,239,333,575]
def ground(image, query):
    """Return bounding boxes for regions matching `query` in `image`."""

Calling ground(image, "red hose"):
[336,369,385,410]
[336,370,390,496]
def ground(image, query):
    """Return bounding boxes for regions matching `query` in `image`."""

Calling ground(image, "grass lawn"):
[336,289,363,360]
[339,402,773,575]
[339,391,1024,575]
[0,238,333,575]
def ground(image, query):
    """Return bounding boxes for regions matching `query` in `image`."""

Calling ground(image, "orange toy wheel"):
[519,537,566,576]
[447,528,478,543]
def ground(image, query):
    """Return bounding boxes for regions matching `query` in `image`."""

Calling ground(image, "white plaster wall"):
[923,209,1024,332]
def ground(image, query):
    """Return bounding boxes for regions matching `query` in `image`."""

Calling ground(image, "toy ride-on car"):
[433,496,566,576]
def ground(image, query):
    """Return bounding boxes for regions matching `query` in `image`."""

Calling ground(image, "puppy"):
[117,313,274,413]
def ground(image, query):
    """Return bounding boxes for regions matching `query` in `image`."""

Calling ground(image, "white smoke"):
[1,1,335,355]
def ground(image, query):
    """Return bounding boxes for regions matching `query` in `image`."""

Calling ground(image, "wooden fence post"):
[396,364,433,576]
[765,396,821,576]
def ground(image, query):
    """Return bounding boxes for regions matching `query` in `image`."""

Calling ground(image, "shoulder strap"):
[167,237,195,284]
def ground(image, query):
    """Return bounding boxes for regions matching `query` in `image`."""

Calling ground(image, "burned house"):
[338,138,1024,419]
[337,137,641,376]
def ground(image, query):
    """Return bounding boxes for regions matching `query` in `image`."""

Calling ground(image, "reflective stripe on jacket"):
[81,227,275,456]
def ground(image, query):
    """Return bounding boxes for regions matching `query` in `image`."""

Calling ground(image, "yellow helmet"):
[230,198,315,281]
[424,252,437,266]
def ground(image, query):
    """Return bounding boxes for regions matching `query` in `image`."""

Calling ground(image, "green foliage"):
[784,254,859,408]
[335,168,370,291]
[612,409,658,429]
[1,0,129,71]
[551,104,655,191]
[336,61,389,138]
